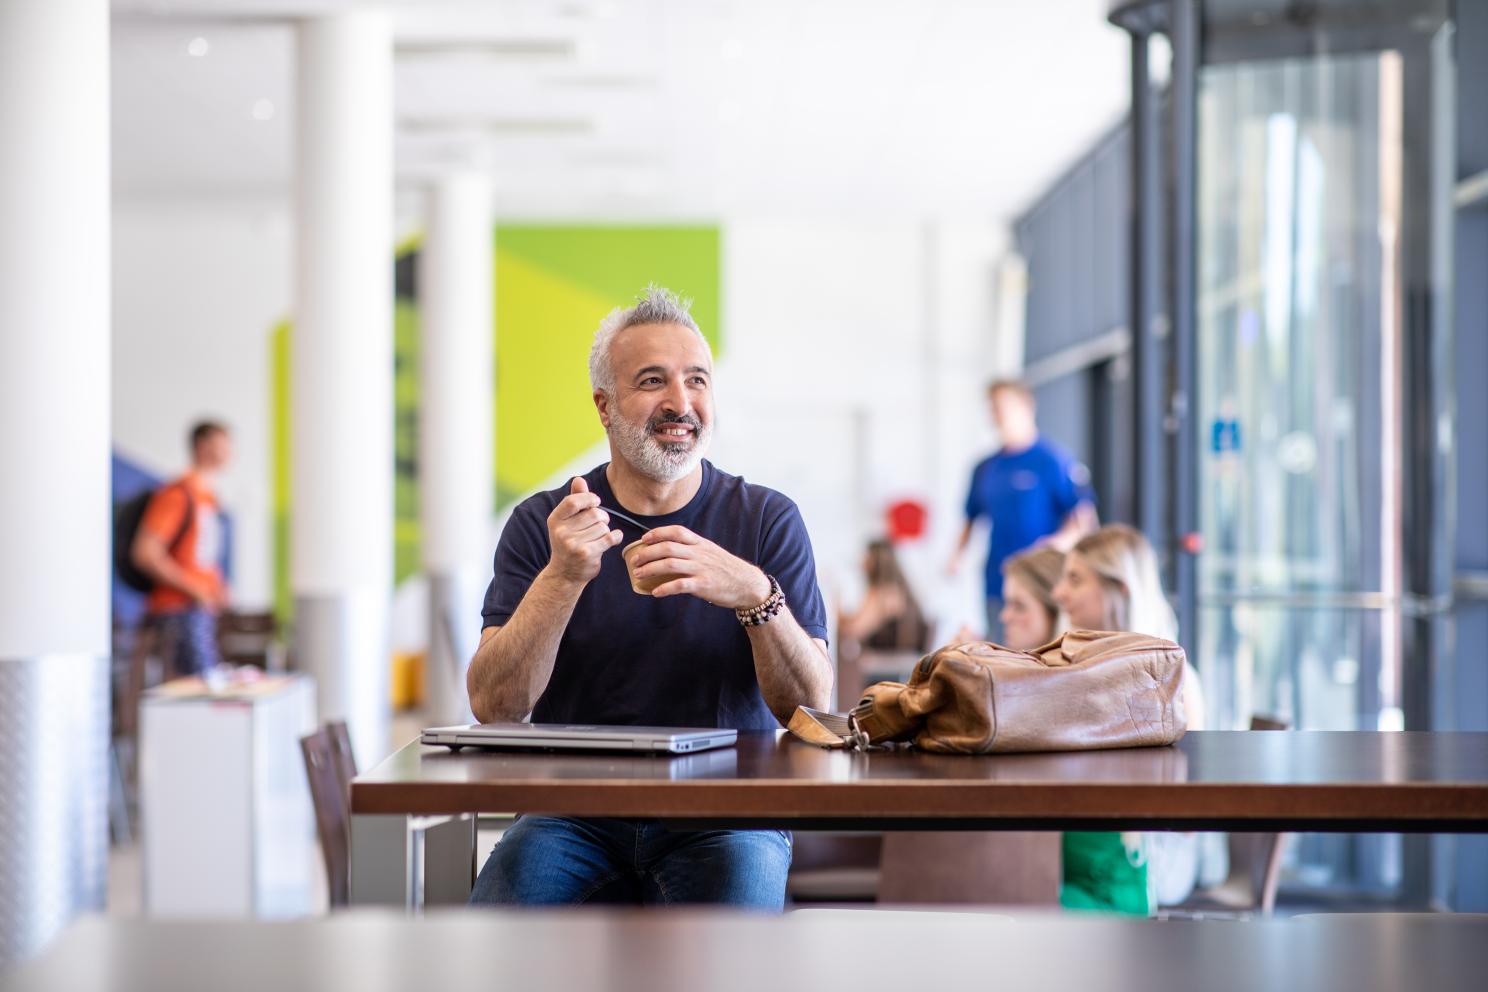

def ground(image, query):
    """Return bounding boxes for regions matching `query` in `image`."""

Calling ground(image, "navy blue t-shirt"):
[481,460,828,731]
[964,437,1093,600]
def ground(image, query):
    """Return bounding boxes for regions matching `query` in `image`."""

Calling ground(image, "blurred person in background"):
[997,546,1066,651]
[129,420,232,676]
[835,538,930,707]
[948,379,1096,641]
[837,538,929,654]
[995,544,1152,916]
[1053,523,1207,911]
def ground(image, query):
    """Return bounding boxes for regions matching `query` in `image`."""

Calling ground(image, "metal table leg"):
[350,813,475,910]
[420,814,476,906]
[350,813,413,908]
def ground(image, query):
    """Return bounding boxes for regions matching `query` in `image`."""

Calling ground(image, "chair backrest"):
[216,610,277,669]
[878,831,1061,906]
[326,719,358,797]
[301,726,352,907]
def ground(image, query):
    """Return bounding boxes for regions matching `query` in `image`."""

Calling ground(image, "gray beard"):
[608,410,712,483]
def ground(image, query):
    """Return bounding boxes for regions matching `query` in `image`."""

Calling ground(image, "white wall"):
[712,216,1007,639]
[110,200,1009,643]
[112,195,290,611]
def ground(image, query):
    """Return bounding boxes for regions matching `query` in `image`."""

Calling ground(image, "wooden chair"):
[216,610,278,669]
[1249,714,1289,732]
[301,721,357,908]
[877,832,1062,906]
[787,833,884,903]
[119,618,165,740]
[326,719,357,798]
[788,826,1061,907]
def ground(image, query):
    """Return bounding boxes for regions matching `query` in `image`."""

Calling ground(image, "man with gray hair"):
[466,285,832,909]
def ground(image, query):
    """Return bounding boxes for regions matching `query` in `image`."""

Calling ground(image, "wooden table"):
[348,731,1488,907]
[11,911,1488,991]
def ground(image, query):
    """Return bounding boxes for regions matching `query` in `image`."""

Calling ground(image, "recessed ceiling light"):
[186,37,209,58]
[251,99,275,121]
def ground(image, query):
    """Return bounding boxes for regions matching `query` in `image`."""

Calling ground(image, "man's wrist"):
[736,574,785,627]
[736,569,771,611]
[538,562,591,599]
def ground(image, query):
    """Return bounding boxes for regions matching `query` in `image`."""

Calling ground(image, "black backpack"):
[114,483,195,593]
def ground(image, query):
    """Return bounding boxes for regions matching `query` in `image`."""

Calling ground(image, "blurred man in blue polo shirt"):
[948,379,1096,642]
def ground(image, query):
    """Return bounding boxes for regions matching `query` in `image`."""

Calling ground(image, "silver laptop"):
[420,722,738,754]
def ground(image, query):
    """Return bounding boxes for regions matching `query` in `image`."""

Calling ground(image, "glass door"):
[1193,1,1456,902]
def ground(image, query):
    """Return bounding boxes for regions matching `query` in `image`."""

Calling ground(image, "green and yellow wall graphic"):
[272,224,721,622]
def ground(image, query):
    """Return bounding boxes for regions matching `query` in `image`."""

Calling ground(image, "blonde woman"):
[1053,524,1207,910]
[997,547,1066,650]
[1052,524,1205,727]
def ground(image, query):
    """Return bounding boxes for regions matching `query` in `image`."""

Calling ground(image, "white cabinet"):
[140,674,317,917]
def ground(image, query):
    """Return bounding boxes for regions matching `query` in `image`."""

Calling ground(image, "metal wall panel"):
[0,655,109,966]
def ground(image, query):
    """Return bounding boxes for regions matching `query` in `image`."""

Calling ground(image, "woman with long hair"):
[838,538,929,652]
[1052,523,1205,726]
[1053,523,1208,911]
[997,546,1066,650]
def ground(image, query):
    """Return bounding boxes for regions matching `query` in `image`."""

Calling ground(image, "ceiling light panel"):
[398,116,595,136]
[395,38,579,59]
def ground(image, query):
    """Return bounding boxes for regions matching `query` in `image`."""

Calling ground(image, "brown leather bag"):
[830,630,1189,753]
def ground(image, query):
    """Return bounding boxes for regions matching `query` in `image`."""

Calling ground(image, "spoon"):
[598,503,650,534]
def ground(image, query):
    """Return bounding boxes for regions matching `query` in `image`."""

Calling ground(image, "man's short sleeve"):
[140,484,189,543]
[963,458,989,522]
[480,500,552,629]
[759,501,829,642]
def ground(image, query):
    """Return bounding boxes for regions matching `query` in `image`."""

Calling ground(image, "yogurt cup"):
[622,538,684,595]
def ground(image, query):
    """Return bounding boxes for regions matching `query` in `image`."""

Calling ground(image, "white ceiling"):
[110,0,1132,221]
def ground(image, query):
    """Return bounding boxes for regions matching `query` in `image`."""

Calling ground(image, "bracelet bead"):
[736,575,785,627]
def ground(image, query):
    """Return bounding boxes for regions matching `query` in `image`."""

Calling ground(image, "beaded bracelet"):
[735,574,785,627]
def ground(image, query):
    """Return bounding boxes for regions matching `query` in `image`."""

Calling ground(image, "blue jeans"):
[469,816,792,910]
[152,607,221,677]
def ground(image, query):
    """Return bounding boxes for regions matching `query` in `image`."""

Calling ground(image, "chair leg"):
[107,740,133,846]
[1258,833,1287,916]
[120,622,154,740]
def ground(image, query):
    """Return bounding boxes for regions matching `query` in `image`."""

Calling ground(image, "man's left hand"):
[629,525,772,610]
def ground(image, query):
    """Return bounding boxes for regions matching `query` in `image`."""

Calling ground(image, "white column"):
[293,12,394,770]
[418,173,494,725]
[0,0,111,966]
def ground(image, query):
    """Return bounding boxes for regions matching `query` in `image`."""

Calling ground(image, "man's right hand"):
[186,577,227,612]
[546,476,623,585]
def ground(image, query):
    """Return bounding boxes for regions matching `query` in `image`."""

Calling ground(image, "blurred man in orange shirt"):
[130,420,232,676]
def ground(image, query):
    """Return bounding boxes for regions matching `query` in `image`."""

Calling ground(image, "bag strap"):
[165,481,196,553]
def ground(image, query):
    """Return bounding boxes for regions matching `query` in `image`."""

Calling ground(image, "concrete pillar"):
[292,12,394,770]
[0,0,112,965]
[418,173,494,725]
